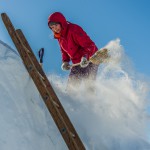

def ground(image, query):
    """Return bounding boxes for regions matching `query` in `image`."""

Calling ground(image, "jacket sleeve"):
[60,47,70,62]
[72,25,98,59]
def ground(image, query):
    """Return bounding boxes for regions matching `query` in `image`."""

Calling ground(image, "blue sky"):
[0,0,150,76]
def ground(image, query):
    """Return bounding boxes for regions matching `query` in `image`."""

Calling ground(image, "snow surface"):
[0,39,150,150]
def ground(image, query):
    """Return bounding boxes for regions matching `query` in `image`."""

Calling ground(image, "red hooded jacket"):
[48,12,98,64]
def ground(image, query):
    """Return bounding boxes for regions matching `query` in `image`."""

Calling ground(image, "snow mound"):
[0,39,150,150]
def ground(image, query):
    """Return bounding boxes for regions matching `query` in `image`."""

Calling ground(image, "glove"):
[80,57,89,68]
[61,62,71,71]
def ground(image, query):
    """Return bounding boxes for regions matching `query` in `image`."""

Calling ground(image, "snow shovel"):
[71,48,110,68]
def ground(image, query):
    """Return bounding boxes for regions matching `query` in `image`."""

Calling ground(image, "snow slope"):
[0,39,150,150]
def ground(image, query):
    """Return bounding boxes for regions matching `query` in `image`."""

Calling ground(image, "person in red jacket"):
[48,12,99,90]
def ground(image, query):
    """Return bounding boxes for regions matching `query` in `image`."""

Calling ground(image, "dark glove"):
[80,57,89,68]
[61,62,71,71]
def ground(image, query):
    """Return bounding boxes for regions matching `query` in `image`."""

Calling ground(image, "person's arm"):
[60,47,70,62]
[60,48,71,70]
[72,25,98,59]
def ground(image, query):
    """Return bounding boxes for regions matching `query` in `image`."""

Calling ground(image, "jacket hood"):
[48,12,68,36]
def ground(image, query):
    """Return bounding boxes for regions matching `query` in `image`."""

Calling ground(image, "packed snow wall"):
[0,39,150,150]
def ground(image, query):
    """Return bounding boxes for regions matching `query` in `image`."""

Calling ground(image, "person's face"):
[50,24,62,33]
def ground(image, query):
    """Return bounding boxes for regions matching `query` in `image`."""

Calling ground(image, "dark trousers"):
[67,63,99,90]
